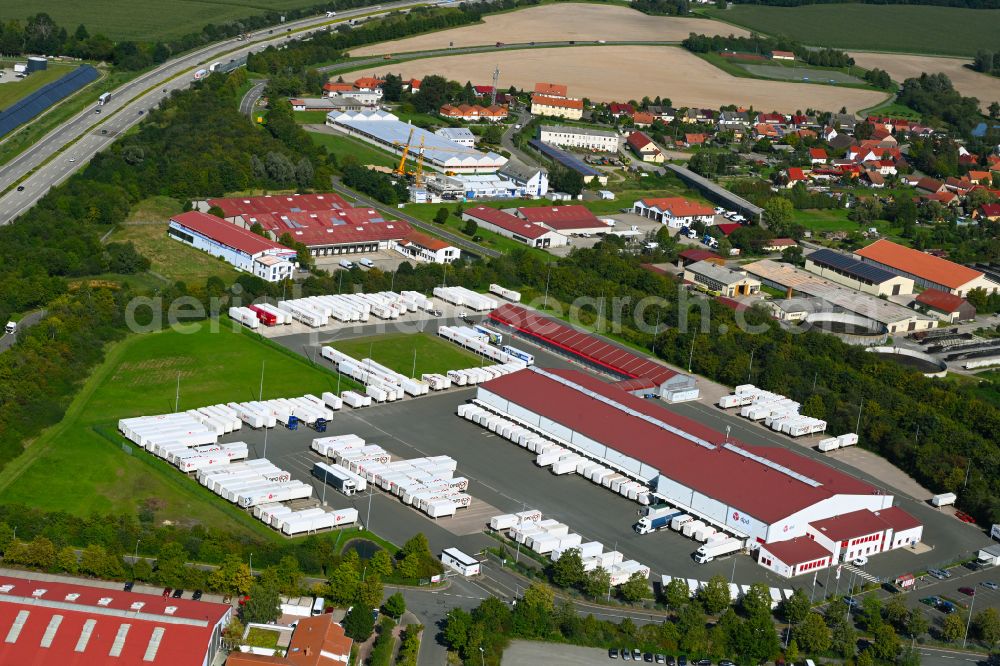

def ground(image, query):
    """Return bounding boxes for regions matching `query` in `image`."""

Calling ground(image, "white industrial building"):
[471,366,921,577]
[168,212,296,282]
[498,160,549,197]
[393,231,460,264]
[539,125,620,152]
[435,127,475,147]
[326,110,507,174]
[804,248,914,297]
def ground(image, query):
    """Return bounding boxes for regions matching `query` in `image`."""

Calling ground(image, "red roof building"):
[856,238,994,296]
[171,211,291,256]
[227,614,352,666]
[716,223,741,236]
[978,202,1000,220]
[480,367,882,529]
[914,288,976,322]
[516,205,610,234]
[758,537,832,576]
[0,574,231,666]
[461,206,565,248]
[678,248,723,265]
[394,230,460,264]
[237,209,410,254]
[207,194,350,221]
[609,102,634,116]
[809,147,828,163]
[534,82,568,98]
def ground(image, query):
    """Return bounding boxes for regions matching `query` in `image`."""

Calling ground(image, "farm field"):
[109,196,240,284]
[850,52,1000,111]
[349,3,747,55]
[329,332,483,377]
[707,4,1000,57]
[0,62,77,109]
[350,46,888,112]
[0,0,326,41]
[0,325,341,533]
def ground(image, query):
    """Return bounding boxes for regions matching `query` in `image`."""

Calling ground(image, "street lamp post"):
[133,539,141,573]
[963,587,976,648]
[479,646,485,666]
[321,468,328,506]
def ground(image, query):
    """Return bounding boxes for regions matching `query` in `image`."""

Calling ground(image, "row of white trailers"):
[433,286,498,311]
[490,511,650,586]
[233,291,435,329]
[312,435,470,519]
[457,403,653,505]
[254,503,359,536]
[438,326,533,366]
[661,575,793,610]
[718,385,827,437]
[488,284,521,303]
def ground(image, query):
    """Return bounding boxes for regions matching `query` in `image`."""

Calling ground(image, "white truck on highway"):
[694,538,743,564]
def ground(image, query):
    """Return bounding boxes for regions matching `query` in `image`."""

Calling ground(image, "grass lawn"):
[861,101,921,119]
[707,4,1000,57]
[0,62,77,109]
[0,0,336,41]
[308,130,399,169]
[109,196,239,284]
[0,325,344,534]
[790,207,855,233]
[245,627,282,651]
[695,52,873,89]
[329,332,484,376]
[294,110,329,125]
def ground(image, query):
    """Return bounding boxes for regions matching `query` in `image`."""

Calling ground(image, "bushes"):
[396,625,421,666]
[367,617,397,666]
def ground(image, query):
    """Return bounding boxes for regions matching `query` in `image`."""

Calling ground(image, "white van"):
[4,322,15,334]
[339,259,354,269]
[359,258,375,268]
[311,596,326,615]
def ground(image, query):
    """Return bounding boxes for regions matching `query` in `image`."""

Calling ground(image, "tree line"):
[682,33,855,68]
[729,0,1000,8]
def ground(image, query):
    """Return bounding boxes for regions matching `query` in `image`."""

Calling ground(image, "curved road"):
[0,1,430,226]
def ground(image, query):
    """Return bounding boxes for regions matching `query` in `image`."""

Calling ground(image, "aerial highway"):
[0,1,427,226]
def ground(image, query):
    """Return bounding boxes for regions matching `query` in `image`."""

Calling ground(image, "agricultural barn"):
[474,367,921,577]
[913,289,976,323]
[0,573,231,665]
[855,239,998,297]
[461,206,567,249]
[488,304,697,401]
[804,248,915,297]
[168,212,296,282]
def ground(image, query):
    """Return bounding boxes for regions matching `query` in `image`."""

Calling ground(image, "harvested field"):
[350,3,746,55]
[354,46,888,112]
[850,52,1000,111]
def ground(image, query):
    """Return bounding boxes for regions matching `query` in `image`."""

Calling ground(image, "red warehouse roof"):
[811,508,890,542]
[762,537,831,566]
[0,574,230,666]
[679,249,723,262]
[856,239,983,290]
[516,205,607,231]
[483,368,879,524]
[464,206,549,240]
[915,288,969,314]
[207,194,349,218]
[239,210,410,248]
[399,230,453,252]
[489,304,679,385]
[172,211,290,256]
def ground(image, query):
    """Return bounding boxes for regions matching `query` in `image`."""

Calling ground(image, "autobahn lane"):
[0,0,430,226]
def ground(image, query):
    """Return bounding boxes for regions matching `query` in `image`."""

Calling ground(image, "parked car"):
[844,597,860,609]
[928,568,951,579]
[919,596,942,606]
[161,587,171,597]
[644,654,654,663]
[123,581,134,592]
[697,660,712,666]
[192,590,203,601]
[16,186,23,191]
[982,581,999,591]
[609,648,619,659]
[172,589,183,599]
[622,650,632,661]
[959,586,976,596]
[938,601,957,614]
[655,656,666,664]
[854,556,869,566]
[632,649,642,660]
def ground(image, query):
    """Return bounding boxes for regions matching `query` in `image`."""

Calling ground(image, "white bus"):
[98,92,111,105]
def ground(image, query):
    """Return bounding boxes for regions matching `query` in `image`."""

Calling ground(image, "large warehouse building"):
[0,573,231,665]
[804,248,914,297]
[855,239,998,297]
[169,212,297,282]
[473,367,922,577]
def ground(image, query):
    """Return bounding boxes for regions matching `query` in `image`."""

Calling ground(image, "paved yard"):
[502,640,615,665]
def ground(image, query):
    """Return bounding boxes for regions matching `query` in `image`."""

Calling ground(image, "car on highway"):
[983,581,999,591]
[138,110,144,115]
[68,158,75,163]
[959,586,976,596]
[101,129,107,134]
[94,108,101,114]
[15,186,23,191]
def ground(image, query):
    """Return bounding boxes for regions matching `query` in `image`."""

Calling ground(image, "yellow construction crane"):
[393,125,479,188]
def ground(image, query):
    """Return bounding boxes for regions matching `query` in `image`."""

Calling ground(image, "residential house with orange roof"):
[439,104,508,122]
[534,82,568,98]
[394,230,460,264]
[226,614,352,666]
[531,94,583,120]
[809,148,827,164]
[632,111,655,128]
[684,133,707,147]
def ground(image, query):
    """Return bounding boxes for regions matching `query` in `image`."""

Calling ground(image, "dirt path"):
[354,46,888,112]
[350,3,747,55]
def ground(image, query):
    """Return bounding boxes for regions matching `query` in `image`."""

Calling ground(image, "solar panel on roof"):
[529,139,600,177]
[809,249,897,284]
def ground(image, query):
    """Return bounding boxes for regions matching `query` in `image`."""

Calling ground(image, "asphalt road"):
[0,0,430,226]
[329,178,500,258]
[240,80,268,117]
[0,309,45,353]
[500,108,538,168]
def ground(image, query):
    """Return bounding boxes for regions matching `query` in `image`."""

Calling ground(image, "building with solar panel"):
[528,139,609,186]
[804,248,914,297]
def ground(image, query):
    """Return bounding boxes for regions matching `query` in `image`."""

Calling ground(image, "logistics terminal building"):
[473,366,922,577]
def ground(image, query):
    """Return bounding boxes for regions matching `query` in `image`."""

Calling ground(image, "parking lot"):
[503,641,617,665]
[214,322,1000,605]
